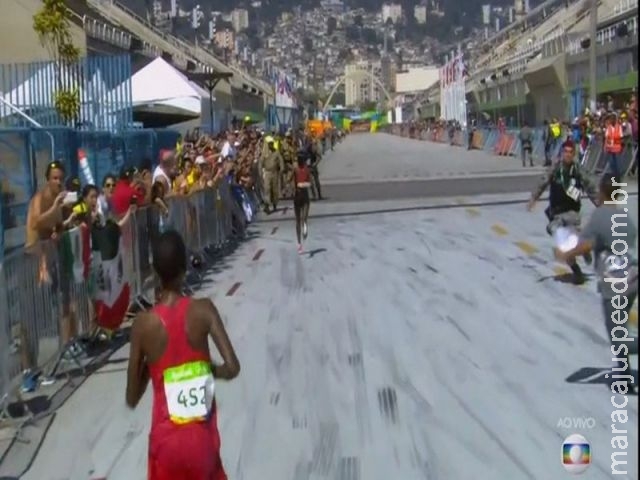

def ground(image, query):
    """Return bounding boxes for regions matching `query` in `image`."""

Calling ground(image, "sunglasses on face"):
[104,182,115,188]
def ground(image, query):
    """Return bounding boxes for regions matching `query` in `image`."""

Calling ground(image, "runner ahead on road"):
[126,229,240,480]
[293,151,312,253]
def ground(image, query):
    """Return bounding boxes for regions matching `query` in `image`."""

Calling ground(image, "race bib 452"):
[163,361,215,424]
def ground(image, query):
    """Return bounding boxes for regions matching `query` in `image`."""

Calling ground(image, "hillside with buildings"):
[122,0,543,107]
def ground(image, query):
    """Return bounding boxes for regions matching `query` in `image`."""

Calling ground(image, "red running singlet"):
[295,165,311,184]
[147,297,227,480]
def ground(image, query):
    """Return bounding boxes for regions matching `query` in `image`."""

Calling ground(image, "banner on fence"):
[92,221,131,331]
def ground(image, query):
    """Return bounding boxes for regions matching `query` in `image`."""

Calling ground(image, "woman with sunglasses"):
[99,175,116,221]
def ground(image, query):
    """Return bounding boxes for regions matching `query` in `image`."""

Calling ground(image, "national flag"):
[60,225,91,284]
[91,221,131,331]
[458,55,468,78]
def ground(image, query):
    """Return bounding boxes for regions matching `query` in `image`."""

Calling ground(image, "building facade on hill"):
[382,4,403,24]
[414,5,427,25]
[231,9,249,33]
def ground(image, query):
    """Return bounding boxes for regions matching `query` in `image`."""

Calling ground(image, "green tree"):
[33,0,81,124]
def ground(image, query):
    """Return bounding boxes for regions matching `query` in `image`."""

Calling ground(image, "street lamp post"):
[588,0,598,112]
[189,72,233,134]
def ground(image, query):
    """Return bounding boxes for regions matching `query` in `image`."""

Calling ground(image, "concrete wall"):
[531,83,566,121]
[0,0,87,64]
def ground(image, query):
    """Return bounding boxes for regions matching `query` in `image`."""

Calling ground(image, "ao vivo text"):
[557,417,597,429]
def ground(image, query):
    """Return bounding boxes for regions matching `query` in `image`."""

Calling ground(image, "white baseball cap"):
[195,155,206,165]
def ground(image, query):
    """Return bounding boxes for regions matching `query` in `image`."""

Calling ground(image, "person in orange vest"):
[604,113,625,179]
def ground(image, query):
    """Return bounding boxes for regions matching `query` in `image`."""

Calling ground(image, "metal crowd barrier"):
[0,183,241,431]
[381,124,638,179]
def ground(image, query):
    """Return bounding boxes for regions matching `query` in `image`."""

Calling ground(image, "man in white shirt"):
[152,150,175,193]
[220,132,237,160]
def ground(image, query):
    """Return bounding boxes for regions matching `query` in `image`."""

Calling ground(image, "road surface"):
[1,134,638,480]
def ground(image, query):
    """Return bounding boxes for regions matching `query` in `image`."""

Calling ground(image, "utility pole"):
[588,0,598,111]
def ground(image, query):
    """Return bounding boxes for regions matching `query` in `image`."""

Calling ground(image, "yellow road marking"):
[465,208,480,217]
[553,265,570,276]
[491,224,509,236]
[514,241,539,256]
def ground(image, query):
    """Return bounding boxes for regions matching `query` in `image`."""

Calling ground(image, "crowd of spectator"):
[17,122,339,393]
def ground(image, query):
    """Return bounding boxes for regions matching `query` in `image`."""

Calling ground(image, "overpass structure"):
[420,0,637,124]
[83,0,270,97]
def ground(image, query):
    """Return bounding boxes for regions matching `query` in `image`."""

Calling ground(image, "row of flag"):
[439,51,468,125]
[439,54,468,89]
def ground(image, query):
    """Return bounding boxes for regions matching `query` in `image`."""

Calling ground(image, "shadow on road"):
[566,367,638,395]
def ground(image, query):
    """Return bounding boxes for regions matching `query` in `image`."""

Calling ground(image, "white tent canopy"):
[125,57,208,116]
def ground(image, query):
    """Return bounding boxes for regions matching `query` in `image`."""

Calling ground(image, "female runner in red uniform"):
[126,230,240,480]
[293,152,312,253]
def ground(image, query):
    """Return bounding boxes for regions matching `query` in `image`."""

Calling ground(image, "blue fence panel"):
[0,129,32,253]
[30,127,79,191]
[0,55,133,131]
[120,130,156,168]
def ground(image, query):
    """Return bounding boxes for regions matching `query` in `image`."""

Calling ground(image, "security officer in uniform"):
[527,140,598,284]
[260,139,284,213]
[281,130,297,199]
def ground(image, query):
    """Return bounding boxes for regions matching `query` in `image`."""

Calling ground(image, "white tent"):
[126,57,208,116]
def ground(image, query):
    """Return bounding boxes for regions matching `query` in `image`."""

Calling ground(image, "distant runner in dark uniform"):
[293,152,312,253]
[126,230,240,480]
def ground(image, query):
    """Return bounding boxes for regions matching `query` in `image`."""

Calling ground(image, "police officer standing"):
[527,141,598,284]
[260,139,284,213]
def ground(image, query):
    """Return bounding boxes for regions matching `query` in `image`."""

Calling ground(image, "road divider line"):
[226,282,242,296]
[491,224,509,236]
[271,227,278,235]
[514,241,538,256]
[252,248,265,261]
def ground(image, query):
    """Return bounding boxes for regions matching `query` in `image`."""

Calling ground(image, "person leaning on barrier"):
[554,176,638,395]
[527,141,598,285]
[153,150,176,196]
[603,113,627,179]
[112,167,144,219]
[21,161,73,392]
